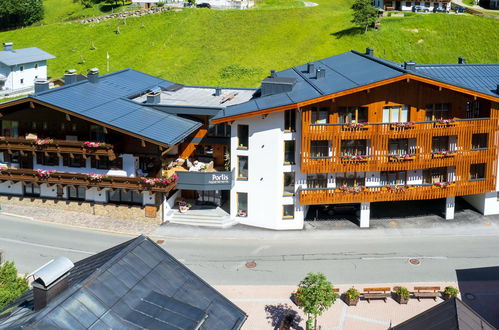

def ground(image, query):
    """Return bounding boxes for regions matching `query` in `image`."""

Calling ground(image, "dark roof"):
[0,47,55,66]
[0,235,247,330]
[212,50,499,121]
[393,297,496,330]
[30,69,201,146]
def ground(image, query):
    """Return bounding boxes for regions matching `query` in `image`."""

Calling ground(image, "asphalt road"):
[2,214,499,285]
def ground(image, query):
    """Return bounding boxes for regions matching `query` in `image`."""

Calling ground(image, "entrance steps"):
[168,206,238,228]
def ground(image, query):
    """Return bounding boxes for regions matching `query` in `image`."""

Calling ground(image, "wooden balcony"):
[301,119,498,173]
[300,179,495,205]
[0,137,116,160]
[0,168,176,193]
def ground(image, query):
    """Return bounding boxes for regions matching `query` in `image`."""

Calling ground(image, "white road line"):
[0,237,95,255]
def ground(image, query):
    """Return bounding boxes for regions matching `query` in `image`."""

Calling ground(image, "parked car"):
[196,2,212,8]
[455,6,465,12]
[433,7,449,13]
[412,5,430,12]
[321,204,360,217]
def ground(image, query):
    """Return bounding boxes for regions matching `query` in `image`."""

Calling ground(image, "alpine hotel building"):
[0,48,498,230]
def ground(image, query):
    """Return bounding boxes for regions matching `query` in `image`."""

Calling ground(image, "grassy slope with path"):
[0,0,497,88]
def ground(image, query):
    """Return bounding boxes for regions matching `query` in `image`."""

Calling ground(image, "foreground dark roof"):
[0,47,55,66]
[393,297,496,330]
[0,235,246,329]
[31,69,202,146]
[212,50,499,121]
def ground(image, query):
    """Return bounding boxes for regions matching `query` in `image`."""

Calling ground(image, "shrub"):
[0,0,44,29]
[395,286,410,299]
[0,261,29,309]
[444,286,459,297]
[345,287,360,300]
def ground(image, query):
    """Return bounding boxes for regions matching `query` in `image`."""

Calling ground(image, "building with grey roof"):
[0,42,55,97]
[0,235,247,329]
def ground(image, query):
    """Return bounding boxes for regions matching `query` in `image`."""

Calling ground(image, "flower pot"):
[179,206,189,213]
[345,296,359,306]
[395,295,409,304]
[442,293,452,300]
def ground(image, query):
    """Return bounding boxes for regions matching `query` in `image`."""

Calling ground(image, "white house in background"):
[0,42,55,97]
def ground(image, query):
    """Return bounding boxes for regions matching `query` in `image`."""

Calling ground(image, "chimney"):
[270,70,277,78]
[365,47,374,56]
[64,69,77,85]
[458,57,466,64]
[87,68,99,83]
[214,86,222,96]
[307,63,315,74]
[30,257,74,311]
[316,68,326,79]
[3,42,13,51]
[404,61,416,71]
[34,79,50,93]
[146,87,161,104]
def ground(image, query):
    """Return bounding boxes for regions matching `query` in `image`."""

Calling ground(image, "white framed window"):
[382,105,409,123]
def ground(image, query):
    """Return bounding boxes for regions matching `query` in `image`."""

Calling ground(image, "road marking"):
[361,256,447,260]
[0,237,95,255]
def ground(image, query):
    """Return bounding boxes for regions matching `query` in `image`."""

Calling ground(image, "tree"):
[351,0,378,32]
[295,272,338,330]
[0,261,29,310]
[0,0,44,29]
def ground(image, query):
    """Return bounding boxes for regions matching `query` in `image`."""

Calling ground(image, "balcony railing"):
[300,180,494,205]
[0,137,116,159]
[0,168,176,193]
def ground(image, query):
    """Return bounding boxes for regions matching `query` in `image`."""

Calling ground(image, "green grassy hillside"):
[2,0,498,87]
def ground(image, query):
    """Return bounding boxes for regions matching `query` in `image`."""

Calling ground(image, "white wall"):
[40,183,57,198]
[162,190,181,222]
[0,61,47,92]
[463,192,499,215]
[85,187,109,203]
[231,111,304,230]
[0,181,22,195]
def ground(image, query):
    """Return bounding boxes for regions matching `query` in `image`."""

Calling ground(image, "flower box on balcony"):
[390,122,415,129]
[87,173,109,182]
[83,141,107,149]
[36,169,56,179]
[338,185,365,194]
[433,182,455,189]
[432,151,456,158]
[388,153,415,161]
[342,122,368,130]
[434,119,456,126]
[34,138,54,146]
[340,155,369,162]
[385,184,411,192]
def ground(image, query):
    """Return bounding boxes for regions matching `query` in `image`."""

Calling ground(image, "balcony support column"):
[359,202,370,228]
[445,196,455,220]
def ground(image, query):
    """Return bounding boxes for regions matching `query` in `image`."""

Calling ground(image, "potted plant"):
[344,287,360,306]
[394,286,410,304]
[442,286,459,300]
[178,200,192,213]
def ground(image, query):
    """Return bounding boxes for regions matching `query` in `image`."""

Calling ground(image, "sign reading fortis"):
[208,173,230,185]
[176,171,233,190]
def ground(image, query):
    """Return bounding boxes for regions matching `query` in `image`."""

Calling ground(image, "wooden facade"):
[300,80,499,204]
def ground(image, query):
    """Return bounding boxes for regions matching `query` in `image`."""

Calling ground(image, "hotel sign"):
[176,171,233,190]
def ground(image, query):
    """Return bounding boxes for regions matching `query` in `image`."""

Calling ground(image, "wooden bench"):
[413,286,440,301]
[363,288,391,303]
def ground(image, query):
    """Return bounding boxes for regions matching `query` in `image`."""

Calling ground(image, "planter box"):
[344,296,360,306]
[395,295,409,304]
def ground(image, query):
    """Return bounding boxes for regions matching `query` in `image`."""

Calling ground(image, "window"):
[470,163,486,180]
[472,133,488,150]
[6,151,20,163]
[341,139,367,156]
[425,1,430,6]
[382,105,409,123]
[207,123,230,137]
[405,1,411,6]
[68,186,86,200]
[19,66,24,72]
[338,106,368,124]
[423,167,448,184]
[34,63,38,69]
[311,107,328,124]
[2,120,19,137]
[283,205,294,219]
[426,104,450,121]
[89,125,106,142]
[310,140,329,158]
[109,189,142,204]
[20,79,24,84]
[237,192,248,217]
[307,174,327,188]
[432,136,450,152]
[336,173,365,187]
[389,139,409,156]
[415,1,420,4]
[380,171,407,185]
[466,101,481,118]
[91,156,122,170]
[195,145,213,157]
[284,110,296,132]
[24,183,40,197]
[284,141,295,164]
[63,154,85,168]
[238,156,248,179]
[237,125,249,149]
[36,152,59,166]
[283,172,295,195]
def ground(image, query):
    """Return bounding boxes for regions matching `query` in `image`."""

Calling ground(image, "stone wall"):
[0,195,162,222]
[79,6,174,24]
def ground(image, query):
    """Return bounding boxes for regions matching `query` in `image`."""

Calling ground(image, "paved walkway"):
[215,282,459,329]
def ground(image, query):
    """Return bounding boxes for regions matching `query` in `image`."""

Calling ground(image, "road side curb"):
[0,212,34,221]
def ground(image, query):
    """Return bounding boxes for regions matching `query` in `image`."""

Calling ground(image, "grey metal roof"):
[0,235,247,330]
[31,69,202,146]
[212,50,499,121]
[28,257,74,287]
[0,47,55,66]
[393,297,496,330]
